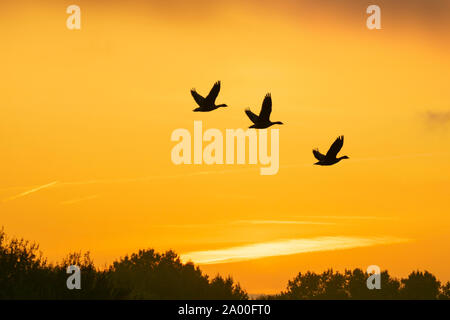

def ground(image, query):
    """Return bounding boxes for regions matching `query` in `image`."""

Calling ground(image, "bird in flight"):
[191,81,228,112]
[313,136,349,166]
[245,93,283,129]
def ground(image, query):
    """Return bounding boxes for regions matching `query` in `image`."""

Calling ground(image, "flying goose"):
[245,93,283,129]
[191,81,228,112]
[313,136,349,166]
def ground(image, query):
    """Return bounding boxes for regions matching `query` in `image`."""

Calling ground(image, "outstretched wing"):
[205,81,221,104]
[245,108,259,124]
[191,89,205,106]
[259,93,272,122]
[326,136,344,158]
[313,149,326,161]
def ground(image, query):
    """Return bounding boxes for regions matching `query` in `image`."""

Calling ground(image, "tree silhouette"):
[108,249,247,299]
[2,227,450,300]
[400,271,441,300]
[347,269,400,299]
[439,281,450,300]
[270,268,446,300]
[0,227,48,299]
[283,269,349,299]
[0,228,247,300]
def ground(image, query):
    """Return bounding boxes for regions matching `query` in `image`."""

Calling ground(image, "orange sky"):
[1,0,449,294]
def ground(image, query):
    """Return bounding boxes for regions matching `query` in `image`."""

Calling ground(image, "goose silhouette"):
[245,93,283,129]
[191,81,228,112]
[313,136,349,166]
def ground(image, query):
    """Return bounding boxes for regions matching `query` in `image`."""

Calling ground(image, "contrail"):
[151,219,336,229]
[292,215,397,221]
[0,152,444,195]
[2,181,59,202]
[235,220,335,226]
[60,194,99,205]
[0,169,259,199]
[58,153,437,187]
[350,153,435,162]
[55,167,260,187]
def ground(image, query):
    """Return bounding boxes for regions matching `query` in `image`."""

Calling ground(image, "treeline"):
[0,228,247,299]
[1,228,449,300]
[260,269,450,300]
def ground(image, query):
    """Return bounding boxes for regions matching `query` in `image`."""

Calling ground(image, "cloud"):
[350,153,436,163]
[60,195,100,205]
[180,236,410,265]
[152,220,336,229]
[292,215,396,221]
[0,168,258,198]
[425,110,450,127]
[235,220,335,226]
[2,181,59,202]
[55,167,259,187]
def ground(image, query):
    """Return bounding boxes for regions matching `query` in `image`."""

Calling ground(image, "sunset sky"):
[1,0,449,294]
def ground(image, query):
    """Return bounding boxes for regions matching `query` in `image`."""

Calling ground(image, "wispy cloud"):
[0,150,441,199]
[0,168,259,200]
[60,194,99,205]
[235,220,335,226]
[350,153,435,162]
[50,168,260,188]
[152,220,335,229]
[180,236,409,265]
[2,181,59,202]
[292,215,397,221]
[281,153,438,168]
[425,110,450,126]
